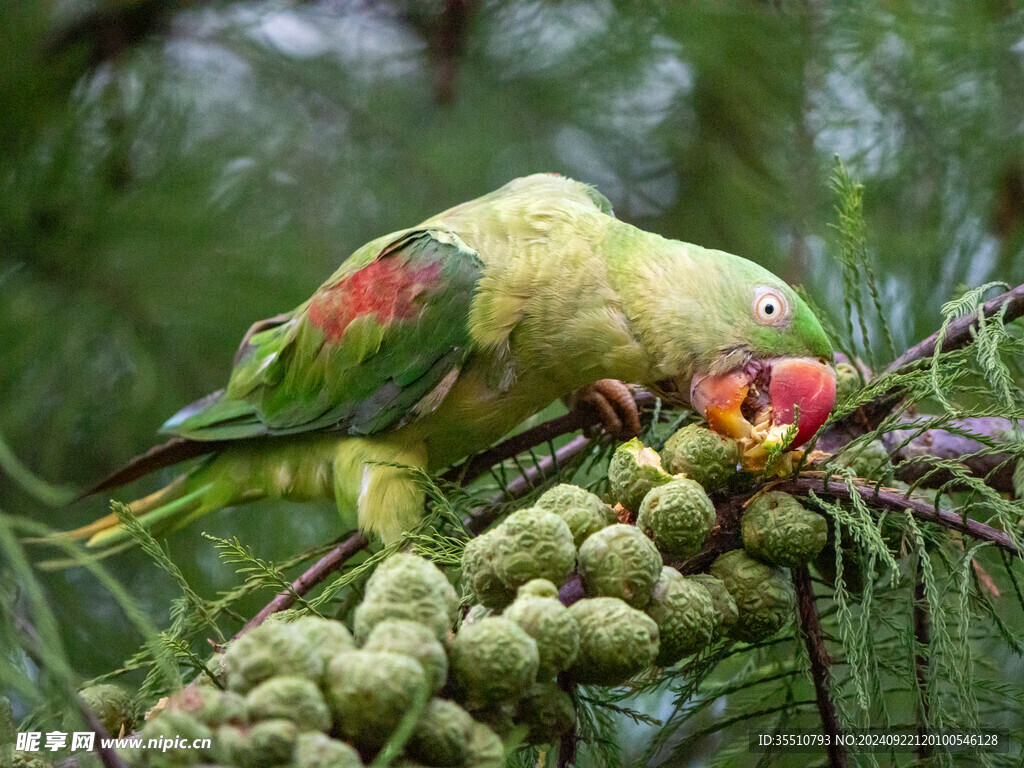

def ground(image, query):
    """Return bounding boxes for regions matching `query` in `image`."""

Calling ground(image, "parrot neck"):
[599,220,720,386]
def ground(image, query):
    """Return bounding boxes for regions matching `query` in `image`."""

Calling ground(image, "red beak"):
[689,357,836,449]
[767,358,837,447]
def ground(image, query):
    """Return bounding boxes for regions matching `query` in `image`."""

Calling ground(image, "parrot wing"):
[161,227,484,440]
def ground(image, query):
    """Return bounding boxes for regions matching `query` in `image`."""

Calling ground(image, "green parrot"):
[67,173,836,549]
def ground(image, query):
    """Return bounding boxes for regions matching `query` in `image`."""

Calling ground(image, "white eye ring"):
[754,287,788,325]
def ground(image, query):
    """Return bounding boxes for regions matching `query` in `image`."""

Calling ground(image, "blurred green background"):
[2,0,1023,712]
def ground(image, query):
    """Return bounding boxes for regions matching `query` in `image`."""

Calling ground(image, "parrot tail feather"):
[86,482,216,549]
[73,437,225,501]
[54,461,232,553]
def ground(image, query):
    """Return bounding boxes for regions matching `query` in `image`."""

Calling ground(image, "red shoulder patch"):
[308,258,443,342]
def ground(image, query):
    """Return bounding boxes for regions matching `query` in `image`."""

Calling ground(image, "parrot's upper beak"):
[689,357,836,450]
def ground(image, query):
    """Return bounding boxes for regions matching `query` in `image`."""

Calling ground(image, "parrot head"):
[644,246,836,455]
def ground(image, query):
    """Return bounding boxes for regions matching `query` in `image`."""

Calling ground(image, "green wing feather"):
[162,228,483,441]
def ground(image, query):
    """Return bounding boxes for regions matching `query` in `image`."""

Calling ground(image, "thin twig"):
[826,283,1024,437]
[464,435,593,535]
[78,698,130,768]
[238,532,369,636]
[556,672,578,768]
[792,566,848,768]
[913,559,931,764]
[777,473,1020,557]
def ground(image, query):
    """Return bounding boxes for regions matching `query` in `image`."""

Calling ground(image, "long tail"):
[59,457,236,551]
[56,439,346,556]
[74,437,225,501]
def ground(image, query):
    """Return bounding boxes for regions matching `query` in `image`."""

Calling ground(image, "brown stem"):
[824,283,1024,440]
[669,491,747,574]
[884,283,1024,375]
[443,391,654,487]
[886,416,1023,495]
[913,560,931,764]
[238,532,369,636]
[777,473,1021,557]
[792,566,848,768]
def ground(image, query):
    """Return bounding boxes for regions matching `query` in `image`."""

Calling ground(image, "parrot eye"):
[753,287,789,325]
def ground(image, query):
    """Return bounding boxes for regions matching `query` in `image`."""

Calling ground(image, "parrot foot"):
[570,379,642,440]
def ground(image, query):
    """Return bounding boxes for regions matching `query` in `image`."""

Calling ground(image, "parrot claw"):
[570,379,642,440]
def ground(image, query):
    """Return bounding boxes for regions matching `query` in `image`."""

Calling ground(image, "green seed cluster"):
[660,424,740,492]
[710,550,796,642]
[741,491,828,569]
[460,423,776,686]
[78,683,139,738]
[602,425,815,650]
[125,554,502,768]
[462,507,576,609]
[123,423,828,767]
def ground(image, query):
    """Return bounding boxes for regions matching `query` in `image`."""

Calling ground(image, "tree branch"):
[556,673,578,768]
[824,283,1024,440]
[885,416,1023,494]
[776,473,1020,557]
[884,283,1024,375]
[792,566,848,768]
[238,532,369,636]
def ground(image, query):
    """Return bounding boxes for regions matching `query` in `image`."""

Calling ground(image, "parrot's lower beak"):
[687,368,753,440]
[689,357,836,450]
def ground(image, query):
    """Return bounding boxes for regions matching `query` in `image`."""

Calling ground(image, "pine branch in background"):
[201,532,324,619]
[111,502,224,640]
